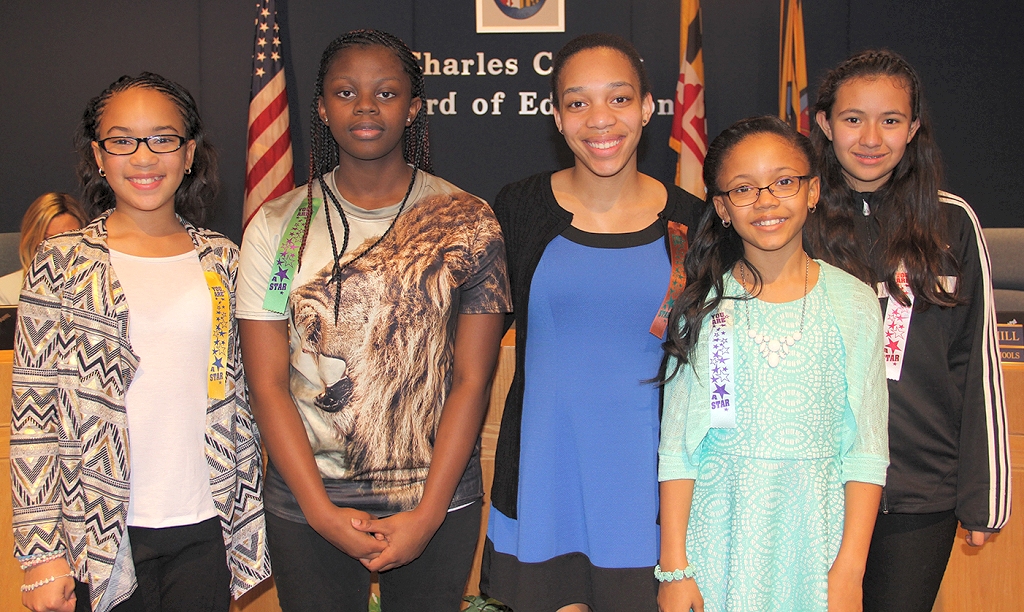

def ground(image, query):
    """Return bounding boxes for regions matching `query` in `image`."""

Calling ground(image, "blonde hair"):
[19,193,89,269]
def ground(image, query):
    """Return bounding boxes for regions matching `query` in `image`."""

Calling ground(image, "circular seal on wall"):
[494,0,546,20]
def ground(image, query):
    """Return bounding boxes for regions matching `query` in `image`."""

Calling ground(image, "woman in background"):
[0,193,88,304]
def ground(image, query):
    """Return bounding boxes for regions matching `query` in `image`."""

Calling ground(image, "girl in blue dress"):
[657,116,889,612]
[481,33,702,612]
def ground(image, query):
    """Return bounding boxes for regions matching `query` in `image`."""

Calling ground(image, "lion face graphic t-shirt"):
[238,169,510,519]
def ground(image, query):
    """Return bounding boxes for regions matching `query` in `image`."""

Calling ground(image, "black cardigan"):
[489,171,704,518]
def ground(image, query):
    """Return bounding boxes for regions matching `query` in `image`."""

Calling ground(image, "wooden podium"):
[1,343,1020,611]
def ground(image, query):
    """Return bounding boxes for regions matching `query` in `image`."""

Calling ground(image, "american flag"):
[670,0,708,199]
[779,0,810,135]
[244,0,294,230]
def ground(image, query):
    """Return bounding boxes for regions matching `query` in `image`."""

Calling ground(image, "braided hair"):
[74,72,218,225]
[298,29,432,267]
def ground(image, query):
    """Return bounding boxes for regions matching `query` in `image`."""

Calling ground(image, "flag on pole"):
[244,0,294,230]
[779,0,810,135]
[670,0,708,199]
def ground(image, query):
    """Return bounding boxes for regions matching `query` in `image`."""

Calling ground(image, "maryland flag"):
[779,0,810,135]
[670,0,708,199]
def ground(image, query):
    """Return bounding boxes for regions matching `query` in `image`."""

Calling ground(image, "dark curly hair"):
[74,72,218,226]
[550,32,651,105]
[663,116,814,374]
[804,49,958,308]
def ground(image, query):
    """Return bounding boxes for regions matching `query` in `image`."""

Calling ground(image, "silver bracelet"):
[21,572,74,592]
[19,550,65,570]
[654,563,696,582]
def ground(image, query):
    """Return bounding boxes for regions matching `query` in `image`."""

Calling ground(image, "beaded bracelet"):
[654,563,696,582]
[19,550,65,570]
[21,572,74,592]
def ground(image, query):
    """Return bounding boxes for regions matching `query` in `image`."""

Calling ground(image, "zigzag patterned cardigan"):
[10,212,270,612]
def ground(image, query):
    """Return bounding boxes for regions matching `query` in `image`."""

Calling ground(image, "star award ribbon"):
[205,271,230,400]
[650,221,690,338]
[880,265,914,381]
[263,198,321,315]
[880,264,957,381]
[708,299,737,429]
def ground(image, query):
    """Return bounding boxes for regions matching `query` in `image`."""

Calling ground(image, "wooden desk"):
[932,363,1024,612]
[2,344,1019,611]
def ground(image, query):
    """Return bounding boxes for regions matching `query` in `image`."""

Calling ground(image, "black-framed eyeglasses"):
[96,135,187,156]
[719,175,811,207]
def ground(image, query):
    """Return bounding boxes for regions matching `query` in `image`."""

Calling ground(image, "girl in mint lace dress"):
[657,116,889,612]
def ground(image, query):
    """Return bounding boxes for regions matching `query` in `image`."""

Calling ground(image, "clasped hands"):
[311,504,445,573]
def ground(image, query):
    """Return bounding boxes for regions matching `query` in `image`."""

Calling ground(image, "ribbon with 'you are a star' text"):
[709,299,737,429]
[263,198,322,314]
[205,271,231,400]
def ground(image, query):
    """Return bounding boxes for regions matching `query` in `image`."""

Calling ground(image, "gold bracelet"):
[21,572,74,592]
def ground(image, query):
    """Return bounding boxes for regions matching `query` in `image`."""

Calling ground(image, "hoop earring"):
[185,167,192,175]
[809,204,817,213]
[722,219,731,228]
[98,168,106,178]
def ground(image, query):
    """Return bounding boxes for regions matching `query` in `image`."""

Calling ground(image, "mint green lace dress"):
[659,262,889,612]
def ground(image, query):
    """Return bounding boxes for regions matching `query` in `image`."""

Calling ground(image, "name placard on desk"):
[997,311,1024,363]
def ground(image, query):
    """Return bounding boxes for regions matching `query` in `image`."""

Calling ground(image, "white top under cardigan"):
[109,249,217,528]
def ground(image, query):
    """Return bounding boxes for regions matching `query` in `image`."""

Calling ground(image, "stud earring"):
[722,218,731,228]
[98,168,106,177]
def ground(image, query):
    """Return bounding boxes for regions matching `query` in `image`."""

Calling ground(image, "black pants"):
[75,516,230,612]
[266,501,481,612]
[862,510,958,612]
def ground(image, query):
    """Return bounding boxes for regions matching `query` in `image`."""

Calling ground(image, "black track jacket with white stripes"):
[855,190,1011,532]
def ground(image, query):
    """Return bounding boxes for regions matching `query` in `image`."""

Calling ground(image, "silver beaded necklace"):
[738,253,810,368]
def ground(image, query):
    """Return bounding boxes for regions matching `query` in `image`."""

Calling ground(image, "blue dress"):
[486,223,669,609]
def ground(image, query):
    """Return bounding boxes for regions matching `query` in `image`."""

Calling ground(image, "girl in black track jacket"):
[806,50,1010,612]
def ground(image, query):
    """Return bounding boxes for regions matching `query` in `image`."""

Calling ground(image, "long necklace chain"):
[739,253,810,368]
[320,166,418,322]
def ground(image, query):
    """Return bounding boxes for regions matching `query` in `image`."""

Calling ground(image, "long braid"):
[296,29,432,274]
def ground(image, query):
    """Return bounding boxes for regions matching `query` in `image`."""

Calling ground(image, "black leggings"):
[862,510,958,612]
[76,516,230,612]
[266,501,481,612]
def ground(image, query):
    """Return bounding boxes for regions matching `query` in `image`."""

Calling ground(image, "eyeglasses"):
[719,175,811,207]
[96,134,187,155]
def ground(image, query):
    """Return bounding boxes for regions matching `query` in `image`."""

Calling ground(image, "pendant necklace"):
[319,166,418,322]
[739,253,809,368]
